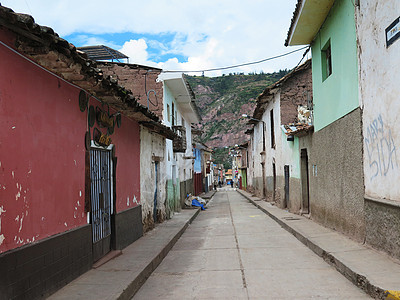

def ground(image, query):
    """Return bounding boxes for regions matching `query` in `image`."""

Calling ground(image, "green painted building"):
[285,0,365,242]
[287,0,359,130]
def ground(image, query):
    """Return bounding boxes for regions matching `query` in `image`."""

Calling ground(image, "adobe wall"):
[280,66,312,125]
[99,63,164,120]
[140,126,166,232]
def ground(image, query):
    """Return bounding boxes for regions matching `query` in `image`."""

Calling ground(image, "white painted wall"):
[176,116,194,183]
[356,1,400,201]
[258,91,301,202]
[140,127,166,222]
[247,134,254,187]
[252,121,264,180]
[163,79,198,190]
[274,91,301,180]
[262,93,279,178]
[163,85,177,183]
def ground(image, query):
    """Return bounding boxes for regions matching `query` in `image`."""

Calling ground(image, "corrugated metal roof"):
[78,45,128,61]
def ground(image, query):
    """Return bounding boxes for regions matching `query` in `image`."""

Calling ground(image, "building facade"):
[355,0,400,259]
[159,73,201,215]
[285,0,400,260]
[0,6,176,298]
[247,61,312,211]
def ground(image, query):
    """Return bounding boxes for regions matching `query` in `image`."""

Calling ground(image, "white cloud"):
[73,35,120,49]
[119,39,158,67]
[2,0,306,76]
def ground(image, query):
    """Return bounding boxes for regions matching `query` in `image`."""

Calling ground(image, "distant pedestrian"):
[230,181,233,188]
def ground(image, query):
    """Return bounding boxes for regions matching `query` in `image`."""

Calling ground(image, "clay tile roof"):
[284,0,303,47]
[251,59,311,121]
[0,4,177,139]
[281,123,314,137]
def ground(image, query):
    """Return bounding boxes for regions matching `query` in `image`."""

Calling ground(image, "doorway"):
[153,161,159,223]
[261,162,266,198]
[90,148,113,262]
[272,163,276,201]
[284,165,290,208]
[300,149,310,214]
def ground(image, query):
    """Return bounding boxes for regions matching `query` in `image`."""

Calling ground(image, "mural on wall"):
[365,114,398,181]
[78,90,122,149]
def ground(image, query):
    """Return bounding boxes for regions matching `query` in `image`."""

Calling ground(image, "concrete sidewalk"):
[200,189,217,202]
[49,208,200,300]
[237,189,400,299]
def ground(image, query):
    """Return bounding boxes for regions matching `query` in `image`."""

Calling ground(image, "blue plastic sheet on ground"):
[192,199,205,210]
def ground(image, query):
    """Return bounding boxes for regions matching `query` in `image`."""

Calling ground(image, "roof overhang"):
[251,59,311,121]
[285,0,335,46]
[281,124,314,137]
[159,73,201,124]
[0,5,177,140]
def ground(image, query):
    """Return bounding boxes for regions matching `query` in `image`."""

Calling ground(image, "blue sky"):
[1,0,308,76]
[65,32,189,63]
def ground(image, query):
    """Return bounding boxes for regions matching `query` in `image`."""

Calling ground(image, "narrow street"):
[133,189,369,299]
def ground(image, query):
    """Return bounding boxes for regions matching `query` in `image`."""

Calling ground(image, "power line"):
[293,46,311,70]
[162,46,309,73]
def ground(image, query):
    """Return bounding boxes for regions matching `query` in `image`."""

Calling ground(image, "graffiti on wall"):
[365,114,398,180]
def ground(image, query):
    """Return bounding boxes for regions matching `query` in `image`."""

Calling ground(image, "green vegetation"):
[186,70,290,148]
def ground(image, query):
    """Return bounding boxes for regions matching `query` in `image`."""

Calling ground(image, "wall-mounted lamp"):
[242,114,264,123]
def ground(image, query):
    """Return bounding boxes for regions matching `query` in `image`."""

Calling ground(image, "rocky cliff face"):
[186,71,288,149]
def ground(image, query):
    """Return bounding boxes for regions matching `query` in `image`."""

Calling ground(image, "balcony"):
[173,125,187,152]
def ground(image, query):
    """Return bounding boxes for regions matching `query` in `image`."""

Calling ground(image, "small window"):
[172,103,175,126]
[270,109,275,149]
[172,165,177,185]
[167,104,170,122]
[321,40,332,81]
[175,111,177,126]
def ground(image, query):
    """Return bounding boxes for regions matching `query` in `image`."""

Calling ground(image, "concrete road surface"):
[133,190,370,299]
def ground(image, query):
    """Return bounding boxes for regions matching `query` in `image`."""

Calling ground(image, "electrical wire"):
[161,46,309,73]
[293,46,311,70]
[144,70,158,107]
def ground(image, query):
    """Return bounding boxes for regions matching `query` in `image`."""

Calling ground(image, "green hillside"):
[186,70,289,168]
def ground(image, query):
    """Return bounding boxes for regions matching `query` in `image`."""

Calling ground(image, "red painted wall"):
[0,28,141,254]
[91,100,141,212]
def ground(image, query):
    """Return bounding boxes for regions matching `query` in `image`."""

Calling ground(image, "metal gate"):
[90,148,113,261]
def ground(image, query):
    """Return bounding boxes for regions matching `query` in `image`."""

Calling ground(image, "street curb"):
[200,190,217,200]
[236,189,387,299]
[119,208,201,300]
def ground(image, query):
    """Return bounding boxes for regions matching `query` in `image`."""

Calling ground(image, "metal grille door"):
[90,149,113,244]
